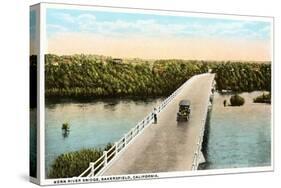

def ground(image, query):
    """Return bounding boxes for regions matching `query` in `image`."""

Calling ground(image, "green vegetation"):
[45,54,207,99]
[61,122,70,131]
[104,143,113,151]
[254,93,271,104]
[48,143,112,178]
[213,62,271,92]
[61,122,70,138]
[44,54,271,99]
[230,94,245,106]
[48,149,101,178]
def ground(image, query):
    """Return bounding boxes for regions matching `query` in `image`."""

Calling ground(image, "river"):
[45,98,164,174]
[44,91,271,175]
[202,91,271,169]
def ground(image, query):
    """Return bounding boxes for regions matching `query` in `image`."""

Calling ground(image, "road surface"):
[103,73,215,175]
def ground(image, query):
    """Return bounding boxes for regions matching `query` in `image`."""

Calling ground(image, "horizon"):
[43,53,271,63]
[41,8,272,61]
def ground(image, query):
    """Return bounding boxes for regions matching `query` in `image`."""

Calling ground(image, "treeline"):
[45,54,206,99]
[44,54,271,99]
[212,62,271,92]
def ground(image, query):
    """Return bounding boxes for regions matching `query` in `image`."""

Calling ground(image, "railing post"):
[103,151,108,165]
[90,162,95,177]
[124,134,127,145]
[192,164,195,170]
[115,142,118,153]
[130,130,133,139]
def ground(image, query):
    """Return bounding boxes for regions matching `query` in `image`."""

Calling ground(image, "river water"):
[202,91,271,169]
[45,98,164,174]
[44,92,271,174]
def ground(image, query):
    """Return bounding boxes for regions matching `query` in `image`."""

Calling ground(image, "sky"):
[46,8,272,61]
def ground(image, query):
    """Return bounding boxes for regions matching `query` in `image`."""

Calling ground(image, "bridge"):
[79,73,215,177]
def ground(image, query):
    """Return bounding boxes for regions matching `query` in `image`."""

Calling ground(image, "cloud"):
[48,12,270,41]
[46,10,271,60]
[58,13,76,23]
[76,14,97,31]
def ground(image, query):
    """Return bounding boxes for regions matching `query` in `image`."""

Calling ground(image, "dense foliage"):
[45,54,206,99]
[212,62,271,92]
[44,54,271,99]
[230,94,245,106]
[48,143,112,178]
[253,93,271,104]
[48,148,102,178]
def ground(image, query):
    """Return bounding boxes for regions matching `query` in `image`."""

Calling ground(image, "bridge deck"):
[103,73,215,175]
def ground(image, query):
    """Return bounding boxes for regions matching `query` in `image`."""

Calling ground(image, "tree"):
[230,94,245,106]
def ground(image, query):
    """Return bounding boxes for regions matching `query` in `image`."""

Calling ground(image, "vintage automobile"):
[177,100,191,121]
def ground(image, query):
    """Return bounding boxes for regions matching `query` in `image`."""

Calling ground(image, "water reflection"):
[62,130,70,138]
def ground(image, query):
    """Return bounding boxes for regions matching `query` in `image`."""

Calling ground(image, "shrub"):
[230,94,245,106]
[48,143,112,178]
[61,123,70,131]
[253,93,271,104]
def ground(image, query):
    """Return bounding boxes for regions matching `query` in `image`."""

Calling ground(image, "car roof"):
[179,100,190,106]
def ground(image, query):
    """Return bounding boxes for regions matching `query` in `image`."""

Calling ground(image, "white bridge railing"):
[191,78,215,170]
[78,75,199,177]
